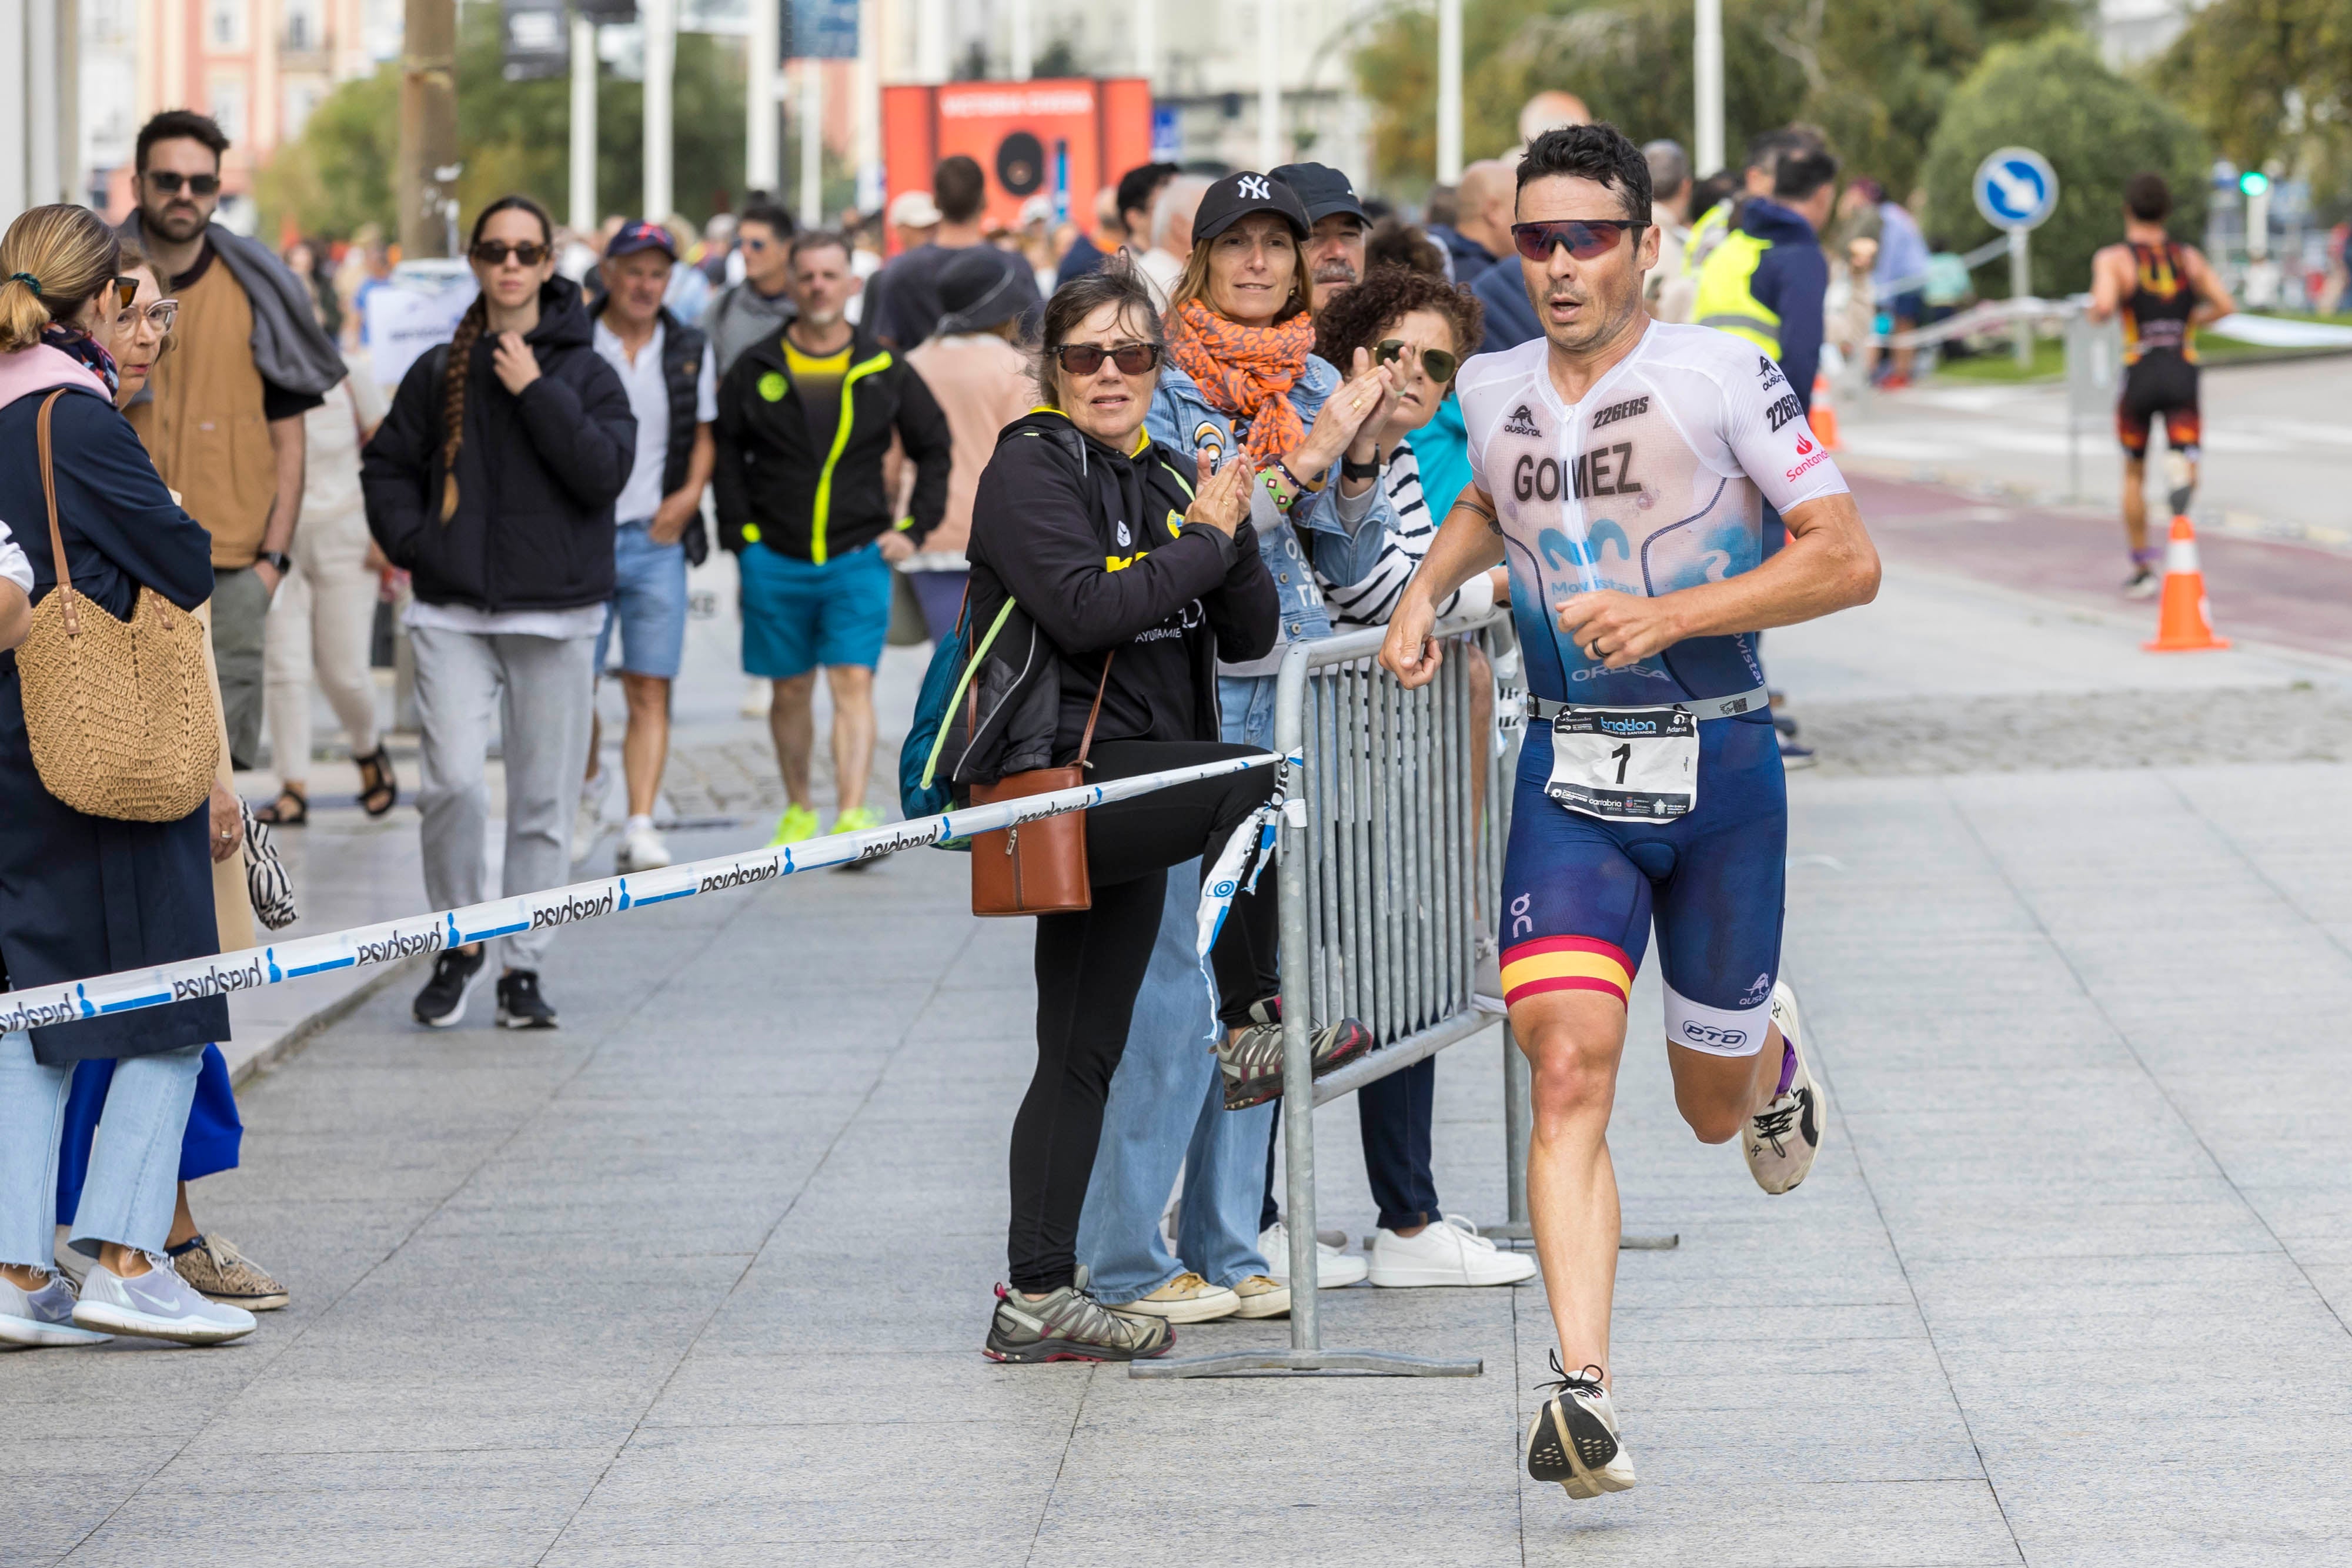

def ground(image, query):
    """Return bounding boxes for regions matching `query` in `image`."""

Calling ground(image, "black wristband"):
[255,551,292,575]
[1340,450,1382,482]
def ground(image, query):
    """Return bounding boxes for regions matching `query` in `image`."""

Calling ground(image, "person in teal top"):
[1411,387,1475,526]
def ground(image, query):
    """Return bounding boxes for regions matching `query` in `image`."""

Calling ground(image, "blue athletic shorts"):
[1499,712,1786,1057]
[737,539,891,678]
[596,519,689,680]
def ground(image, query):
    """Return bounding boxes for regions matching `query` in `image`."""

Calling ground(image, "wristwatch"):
[1341,449,1383,482]
[255,551,292,576]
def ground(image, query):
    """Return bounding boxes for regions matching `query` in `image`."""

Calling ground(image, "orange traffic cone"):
[1808,373,1840,450]
[2143,514,2230,652]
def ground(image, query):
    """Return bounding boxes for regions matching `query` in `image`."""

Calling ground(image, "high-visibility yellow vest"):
[1692,229,1781,357]
[1683,199,1735,276]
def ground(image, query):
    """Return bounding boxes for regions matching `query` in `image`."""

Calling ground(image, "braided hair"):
[440,195,553,523]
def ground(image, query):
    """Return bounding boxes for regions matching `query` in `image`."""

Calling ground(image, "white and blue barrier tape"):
[0,751,1284,1034]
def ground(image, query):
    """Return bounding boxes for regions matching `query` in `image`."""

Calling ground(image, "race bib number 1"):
[1545,706,1699,820]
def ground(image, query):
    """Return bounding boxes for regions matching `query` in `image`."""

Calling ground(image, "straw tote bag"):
[14,390,219,821]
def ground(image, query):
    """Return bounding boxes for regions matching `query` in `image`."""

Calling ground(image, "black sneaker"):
[413,945,487,1028]
[495,969,560,1030]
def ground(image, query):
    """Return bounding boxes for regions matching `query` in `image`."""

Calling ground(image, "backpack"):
[897,591,1016,847]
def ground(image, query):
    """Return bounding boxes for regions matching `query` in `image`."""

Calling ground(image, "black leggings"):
[1006,739,1279,1292]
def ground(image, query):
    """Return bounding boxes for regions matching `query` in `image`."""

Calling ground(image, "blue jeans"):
[0,1033,203,1268]
[1077,862,1275,1303]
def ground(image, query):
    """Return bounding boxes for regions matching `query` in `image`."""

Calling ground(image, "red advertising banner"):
[880,78,1154,252]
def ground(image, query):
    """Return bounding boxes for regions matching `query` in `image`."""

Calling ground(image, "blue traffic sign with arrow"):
[1973,147,2059,232]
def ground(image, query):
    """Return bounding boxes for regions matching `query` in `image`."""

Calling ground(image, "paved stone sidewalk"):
[11,557,2352,1564]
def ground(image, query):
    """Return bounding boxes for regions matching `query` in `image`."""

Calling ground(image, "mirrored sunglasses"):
[1510,219,1643,263]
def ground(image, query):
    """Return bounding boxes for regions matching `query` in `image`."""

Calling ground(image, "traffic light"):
[2239,170,2271,198]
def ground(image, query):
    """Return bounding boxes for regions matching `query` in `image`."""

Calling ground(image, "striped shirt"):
[1318,434,1496,629]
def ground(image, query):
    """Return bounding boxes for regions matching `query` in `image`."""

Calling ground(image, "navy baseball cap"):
[1270,162,1368,225]
[604,219,677,261]
[1192,171,1312,244]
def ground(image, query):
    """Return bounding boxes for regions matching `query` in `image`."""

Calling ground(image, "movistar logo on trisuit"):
[1502,404,1542,437]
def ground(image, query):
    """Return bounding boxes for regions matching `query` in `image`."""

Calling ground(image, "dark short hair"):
[136,109,229,173]
[1773,148,1839,203]
[789,228,853,267]
[1517,122,1652,225]
[1366,218,1446,279]
[2125,172,2173,222]
[935,155,987,224]
[1311,265,1485,374]
[1115,162,1181,223]
[1033,259,1164,408]
[737,201,796,239]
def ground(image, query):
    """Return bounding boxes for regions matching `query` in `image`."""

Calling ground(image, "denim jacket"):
[1147,354,1395,670]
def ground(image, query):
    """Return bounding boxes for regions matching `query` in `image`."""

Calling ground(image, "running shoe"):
[1526,1352,1637,1499]
[495,969,560,1031]
[1218,999,1374,1109]
[1117,1271,1240,1323]
[2164,452,2196,517]
[981,1282,1173,1363]
[1231,1274,1291,1318]
[0,1271,112,1348]
[74,1254,256,1345]
[616,818,673,872]
[1743,979,1826,1195]
[2124,564,2161,600]
[1368,1214,1538,1288]
[1257,1222,1369,1288]
[831,805,883,871]
[767,803,819,848]
[167,1233,289,1312]
[413,945,487,1028]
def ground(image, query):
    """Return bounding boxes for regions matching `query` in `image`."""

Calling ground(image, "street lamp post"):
[1257,0,1279,170]
[643,0,674,222]
[570,12,597,235]
[1436,0,1461,185]
[748,0,779,195]
[1693,0,1723,175]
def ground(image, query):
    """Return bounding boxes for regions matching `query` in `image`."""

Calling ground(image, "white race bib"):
[1544,706,1699,820]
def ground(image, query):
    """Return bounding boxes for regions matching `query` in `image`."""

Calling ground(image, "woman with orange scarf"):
[1070,172,1404,1330]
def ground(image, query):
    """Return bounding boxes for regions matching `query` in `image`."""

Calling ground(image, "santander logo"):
[1794,433,1815,455]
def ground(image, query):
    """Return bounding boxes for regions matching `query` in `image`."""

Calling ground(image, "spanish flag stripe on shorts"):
[1500,936,1635,1008]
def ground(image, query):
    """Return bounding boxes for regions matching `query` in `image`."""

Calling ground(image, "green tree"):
[261,5,750,242]
[1352,0,2077,201]
[2153,0,2352,214]
[1920,30,2209,295]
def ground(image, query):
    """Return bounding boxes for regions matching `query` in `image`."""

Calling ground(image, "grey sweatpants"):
[410,626,596,972]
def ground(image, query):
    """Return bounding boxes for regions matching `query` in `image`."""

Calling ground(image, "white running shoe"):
[1368,1213,1538,1288]
[73,1254,257,1345]
[1258,1222,1368,1288]
[1743,980,1827,1195]
[0,1271,112,1348]
[1526,1353,1637,1499]
[615,818,673,872]
[1118,1271,1241,1323]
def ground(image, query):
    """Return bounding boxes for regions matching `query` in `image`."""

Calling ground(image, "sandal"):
[253,786,308,827]
[355,745,399,817]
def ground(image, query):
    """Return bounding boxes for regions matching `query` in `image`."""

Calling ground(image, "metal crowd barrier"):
[1135,607,1525,1380]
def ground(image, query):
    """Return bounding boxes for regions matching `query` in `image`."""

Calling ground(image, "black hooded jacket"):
[953,409,1278,785]
[363,275,636,612]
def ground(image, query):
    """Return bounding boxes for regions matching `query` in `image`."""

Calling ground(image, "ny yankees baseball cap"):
[1192,170,1312,244]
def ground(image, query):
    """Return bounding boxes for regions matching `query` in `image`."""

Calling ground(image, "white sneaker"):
[50,1225,88,1288]
[616,818,672,872]
[1258,1222,1368,1288]
[73,1254,257,1345]
[0,1271,112,1348]
[1117,1271,1240,1323]
[1743,979,1827,1195]
[1526,1353,1638,1499]
[1368,1213,1538,1288]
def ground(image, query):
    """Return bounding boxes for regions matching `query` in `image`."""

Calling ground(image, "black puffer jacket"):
[953,409,1277,785]
[363,275,636,611]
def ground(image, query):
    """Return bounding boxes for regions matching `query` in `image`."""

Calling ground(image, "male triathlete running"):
[2087,172,2235,598]
[1379,123,1879,1502]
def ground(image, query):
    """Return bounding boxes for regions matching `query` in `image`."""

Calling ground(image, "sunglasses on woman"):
[1375,339,1459,384]
[1052,342,1162,376]
[470,240,551,267]
[109,276,142,310]
[143,170,220,196]
[1510,219,1645,263]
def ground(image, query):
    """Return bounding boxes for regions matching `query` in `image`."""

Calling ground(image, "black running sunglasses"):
[143,170,221,196]
[1375,339,1459,384]
[1052,341,1162,376]
[1511,219,1644,262]
[470,240,552,267]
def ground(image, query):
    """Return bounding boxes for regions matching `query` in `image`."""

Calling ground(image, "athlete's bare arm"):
[2183,245,2237,326]
[1379,484,1506,690]
[2086,245,2130,323]
[1553,491,1879,670]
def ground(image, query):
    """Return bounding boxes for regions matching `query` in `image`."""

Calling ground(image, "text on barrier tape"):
[0,753,1284,1032]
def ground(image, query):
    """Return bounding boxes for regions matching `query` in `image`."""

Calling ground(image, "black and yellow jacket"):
[711,323,952,561]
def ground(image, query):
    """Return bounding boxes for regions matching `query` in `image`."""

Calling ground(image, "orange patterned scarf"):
[1165,297,1315,471]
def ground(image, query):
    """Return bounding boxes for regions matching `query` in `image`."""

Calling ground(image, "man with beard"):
[120,111,345,768]
[1272,163,1369,315]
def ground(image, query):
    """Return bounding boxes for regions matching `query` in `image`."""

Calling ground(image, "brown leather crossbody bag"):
[967,653,1112,918]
